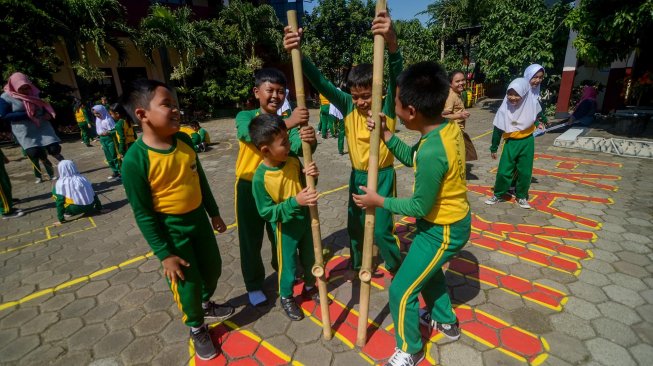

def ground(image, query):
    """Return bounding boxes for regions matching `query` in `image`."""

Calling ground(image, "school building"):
[52,0,303,101]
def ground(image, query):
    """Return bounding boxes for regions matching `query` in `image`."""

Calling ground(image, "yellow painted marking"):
[471,128,494,140]
[0,217,97,254]
[197,141,234,157]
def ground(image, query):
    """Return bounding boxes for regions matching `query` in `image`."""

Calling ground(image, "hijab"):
[523,64,545,114]
[55,160,95,206]
[576,85,598,108]
[92,105,116,132]
[3,72,56,125]
[493,78,539,133]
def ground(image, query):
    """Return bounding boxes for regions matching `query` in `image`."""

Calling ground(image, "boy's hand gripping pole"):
[287,10,332,341]
[356,0,386,348]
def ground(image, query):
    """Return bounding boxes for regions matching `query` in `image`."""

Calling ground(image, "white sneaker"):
[517,198,531,209]
[35,178,42,184]
[384,348,424,366]
[484,196,502,205]
[51,175,58,180]
[2,210,25,219]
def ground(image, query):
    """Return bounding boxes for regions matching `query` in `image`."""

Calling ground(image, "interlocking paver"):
[585,338,636,366]
[0,107,651,365]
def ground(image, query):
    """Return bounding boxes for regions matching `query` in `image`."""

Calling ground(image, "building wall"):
[52,37,172,99]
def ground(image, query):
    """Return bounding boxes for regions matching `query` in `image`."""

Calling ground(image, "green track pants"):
[390,212,471,354]
[100,134,121,175]
[160,206,222,327]
[273,215,316,298]
[0,160,15,215]
[79,123,90,145]
[336,118,345,154]
[347,167,402,273]
[236,179,277,292]
[318,105,334,138]
[493,135,534,199]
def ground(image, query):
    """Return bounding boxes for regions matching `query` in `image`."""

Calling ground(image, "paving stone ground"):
[1,105,652,365]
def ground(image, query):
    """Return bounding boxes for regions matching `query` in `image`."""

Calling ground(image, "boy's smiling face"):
[350,86,373,115]
[142,86,181,136]
[254,81,286,114]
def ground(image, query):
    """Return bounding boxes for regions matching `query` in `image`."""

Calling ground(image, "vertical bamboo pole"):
[287,10,332,341]
[356,0,386,348]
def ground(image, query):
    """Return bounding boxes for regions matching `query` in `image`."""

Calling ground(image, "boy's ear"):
[134,107,147,123]
[253,87,260,98]
[406,105,417,121]
[260,145,270,155]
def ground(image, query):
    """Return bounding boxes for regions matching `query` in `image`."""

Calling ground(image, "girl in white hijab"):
[485,78,540,209]
[91,105,121,181]
[53,160,107,225]
[523,64,547,130]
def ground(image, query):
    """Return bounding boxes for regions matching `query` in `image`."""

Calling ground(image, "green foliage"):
[392,20,439,65]
[476,0,570,84]
[566,0,653,66]
[136,5,223,85]
[303,0,376,86]
[0,0,61,89]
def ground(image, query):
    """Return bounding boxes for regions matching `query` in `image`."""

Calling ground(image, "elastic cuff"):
[155,249,172,262]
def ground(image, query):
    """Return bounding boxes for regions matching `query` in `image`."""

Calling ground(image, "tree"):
[476,0,570,84]
[0,0,61,89]
[302,0,376,86]
[55,0,132,82]
[135,4,223,87]
[566,0,653,66]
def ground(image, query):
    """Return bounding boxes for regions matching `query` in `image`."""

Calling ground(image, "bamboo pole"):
[286,10,332,341]
[356,0,387,348]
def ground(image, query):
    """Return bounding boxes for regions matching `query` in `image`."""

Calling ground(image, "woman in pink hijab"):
[571,85,598,127]
[0,73,64,183]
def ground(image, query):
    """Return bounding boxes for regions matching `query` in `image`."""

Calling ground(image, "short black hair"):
[448,70,465,82]
[347,64,373,89]
[110,102,134,127]
[189,120,200,128]
[254,68,286,88]
[119,79,171,122]
[249,113,287,150]
[396,61,449,119]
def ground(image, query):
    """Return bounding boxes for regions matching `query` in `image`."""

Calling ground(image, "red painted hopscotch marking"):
[303,257,550,365]
[468,185,612,229]
[190,321,298,366]
[395,217,572,310]
[471,214,594,260]
[533,153,623,168]
[490,167,621,191]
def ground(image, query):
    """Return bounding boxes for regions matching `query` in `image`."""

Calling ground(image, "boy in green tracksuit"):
[120,79,234,361]
[0,149,24,219]
[250,114,325,320]
[353,61,471,365]
[234,68,316,307]
[284,10,402,277]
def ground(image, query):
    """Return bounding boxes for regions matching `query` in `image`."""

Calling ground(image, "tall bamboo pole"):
[286,10,332,341]
[356,0,387,348]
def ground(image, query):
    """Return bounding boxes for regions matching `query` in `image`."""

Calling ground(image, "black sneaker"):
[190,324,217,360]
[301,286,332,305]
[203,301,234,323]
[384,347,424,366]
[2,210,24,220]
[419,309,461,340]
[280,297,304,321]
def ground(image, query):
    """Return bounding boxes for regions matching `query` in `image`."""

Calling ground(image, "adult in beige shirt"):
[442,70,477,161]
